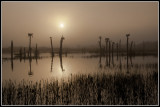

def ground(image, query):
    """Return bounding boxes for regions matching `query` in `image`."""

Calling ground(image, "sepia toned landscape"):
[1,1,158,105]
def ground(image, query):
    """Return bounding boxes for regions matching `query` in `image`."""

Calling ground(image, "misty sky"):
[2,1,158,48]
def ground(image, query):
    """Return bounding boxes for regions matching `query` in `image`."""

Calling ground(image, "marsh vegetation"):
[2,55,158,105]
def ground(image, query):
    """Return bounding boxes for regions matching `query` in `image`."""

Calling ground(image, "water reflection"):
[2,52,158,83]
[112,42,114,68]
[20,57,22,62]
[105,54,108,67]
[36,57,38,64]
[19,48,22,62]
[50,56,53,72]
[126,56,133,73]
[116,46,118,61]
[23,47,26,62]
[112,54,114,68]
[126,55,133,73]
[8,53,144,74]
[99,54,102,69]
[59,36,65,72]
[119,57,122,71]
[28,57,33,76]
[109,41,111,67]
[112,58,115,68]
[11,58,13,71]
[60,55,65,72]
[130,56,133,68]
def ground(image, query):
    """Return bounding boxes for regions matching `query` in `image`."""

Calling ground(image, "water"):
[2,53,158,83]
[2,53,158,105]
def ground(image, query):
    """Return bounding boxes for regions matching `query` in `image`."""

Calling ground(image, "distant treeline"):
[2,41,158,54]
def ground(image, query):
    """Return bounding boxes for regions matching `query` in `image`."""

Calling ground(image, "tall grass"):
[2,67,158,105]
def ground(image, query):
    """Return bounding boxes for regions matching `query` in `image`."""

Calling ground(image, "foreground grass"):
[2,70,158,105]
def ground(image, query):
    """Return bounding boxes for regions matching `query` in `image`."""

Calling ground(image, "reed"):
[2,68,158,105]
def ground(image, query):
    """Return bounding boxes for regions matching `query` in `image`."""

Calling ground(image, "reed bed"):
[2,67,158,105]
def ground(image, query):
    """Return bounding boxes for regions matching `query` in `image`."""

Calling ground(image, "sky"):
[2,1,158,48]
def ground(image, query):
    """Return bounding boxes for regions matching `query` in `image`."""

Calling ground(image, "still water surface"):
[2,53,158,83]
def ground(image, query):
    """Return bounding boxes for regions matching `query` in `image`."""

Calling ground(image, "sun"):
[60,23,64,28]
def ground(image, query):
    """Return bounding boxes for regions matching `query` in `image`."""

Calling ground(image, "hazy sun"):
[60,23,64,28]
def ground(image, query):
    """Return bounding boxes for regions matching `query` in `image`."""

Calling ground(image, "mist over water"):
[2,2,158,48]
